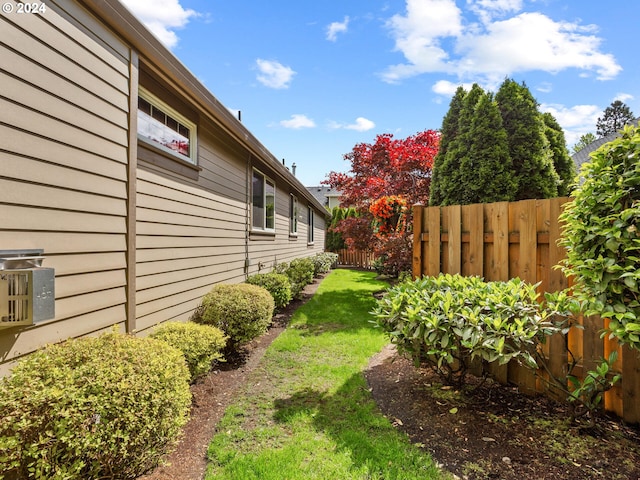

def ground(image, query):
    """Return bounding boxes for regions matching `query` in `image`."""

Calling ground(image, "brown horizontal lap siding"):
[0,1,130,374]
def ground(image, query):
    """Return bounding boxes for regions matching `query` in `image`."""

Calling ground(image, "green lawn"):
[205,268,449,480]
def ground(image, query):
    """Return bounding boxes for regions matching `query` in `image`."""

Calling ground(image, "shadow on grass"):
[272,372,442,479]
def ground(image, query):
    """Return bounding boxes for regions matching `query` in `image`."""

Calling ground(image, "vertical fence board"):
[622,346,640,423]
[488,202,509,281]
[445,205,461,274]
[466,203,484,277]
[427,206,441,276]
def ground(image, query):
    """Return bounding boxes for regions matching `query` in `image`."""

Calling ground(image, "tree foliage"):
[596,100,635,137]
[431,79,566,206]
[542,112,576,196]
[495,78,559,200]
[572,133,597,154]
[325,130,439,274]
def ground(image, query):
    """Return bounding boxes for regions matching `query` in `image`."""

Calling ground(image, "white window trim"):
[290,194,298,236]
[307,206,315,244]
[137,87,198,165]
[252,169,276,233]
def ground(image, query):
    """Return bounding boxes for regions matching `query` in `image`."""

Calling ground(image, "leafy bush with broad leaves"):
[150,321,227,382]
[373,275,622,424]
[275,257,315,298]
[0,329,191,480]
[371,274,558,386]
[559,123,640,349]
[246,272,292,309]
[310,252,338,276]
[198,283,274,349]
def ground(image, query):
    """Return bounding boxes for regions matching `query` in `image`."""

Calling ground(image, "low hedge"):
[0,329,191,480]
[246,272,292,309]
[150,321,227,382]
[311,252,339,276]
[198,283,275,349]
[275,257,315,299]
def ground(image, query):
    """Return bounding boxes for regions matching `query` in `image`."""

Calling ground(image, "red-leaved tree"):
[324,130,439,275]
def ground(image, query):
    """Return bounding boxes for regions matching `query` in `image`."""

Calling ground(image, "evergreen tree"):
[458,92,517,204]
[495,79,558,200]
[572,133,597,154]
[542,112,576,196]
[429,86,466,206]
[437,84,485,205]
[596,100,635,137]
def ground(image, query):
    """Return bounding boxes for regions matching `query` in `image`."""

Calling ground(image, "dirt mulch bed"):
[365,344,640,480]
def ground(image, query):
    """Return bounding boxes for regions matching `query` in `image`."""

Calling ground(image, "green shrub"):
[0,330,191,480]
[246,272,292,309]
[559,123,640,349]
[150,321,227,382]
[310,252,338,276]
[371,274,557,386]
[198,283,275,348]
[275,257,315,298]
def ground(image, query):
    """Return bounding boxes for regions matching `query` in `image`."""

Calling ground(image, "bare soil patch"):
[365,344,640,480]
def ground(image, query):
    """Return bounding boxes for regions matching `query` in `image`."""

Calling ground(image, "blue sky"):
[121,0,639,187]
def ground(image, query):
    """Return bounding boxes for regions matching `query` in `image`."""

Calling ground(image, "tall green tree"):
[596,100,635,137]
[572,133,597,154]
[495,79,558,200]
[542,112,576,196]
[459,92,517,204]
[429,86,466,206]
[436,84,485,205]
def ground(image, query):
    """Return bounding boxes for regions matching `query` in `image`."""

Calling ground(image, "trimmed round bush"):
[246,272,292,309]
[311,252,338,276]
[150,321,227,382]
[275,257,315,298]
[199,283,275,348]
[560,123,640,349]
[0,330,191,480]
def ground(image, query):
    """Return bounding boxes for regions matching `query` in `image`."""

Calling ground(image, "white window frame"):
[137,87,197,165]
[289,194,298,235]
[307,206,315,244]
[252,169,276,232]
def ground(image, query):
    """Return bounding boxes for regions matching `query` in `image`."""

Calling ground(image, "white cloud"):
[256,59,296,89]
[383,0,463,83]
[432,79,475,96]
[467,0,523,24]
[382,0,621,84]
[614,93,634,103]
[536,82,553,93]
[329,117,376,132]
[280,114,316,129]
[540,103,600,146]
[120,0,197,49]
[327,16,350,42]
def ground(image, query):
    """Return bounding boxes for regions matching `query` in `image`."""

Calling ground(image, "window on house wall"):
[308,206,315,244]
[290,195,298,235]
[137,87,197,164]
[252,169,275,231]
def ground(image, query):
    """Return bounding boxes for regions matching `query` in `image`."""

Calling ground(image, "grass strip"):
[205,268,449,480]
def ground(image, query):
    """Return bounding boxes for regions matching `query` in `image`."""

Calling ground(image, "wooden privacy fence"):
[336,249,376,270]
[412,197,640,424]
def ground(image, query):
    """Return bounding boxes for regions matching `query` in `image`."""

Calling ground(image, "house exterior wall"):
[0,0,327,374]
[0,0,132,375]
